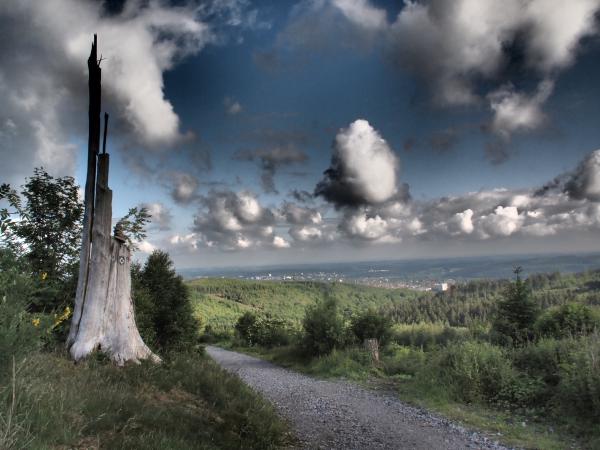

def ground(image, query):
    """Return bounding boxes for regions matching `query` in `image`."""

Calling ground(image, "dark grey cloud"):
[289,189,314,203]
[233,146,308,193]
[563,150,600,201]
[484,140,511,166]
[167,171,200,205]
[280,201,322,225]
[429,128,459,154]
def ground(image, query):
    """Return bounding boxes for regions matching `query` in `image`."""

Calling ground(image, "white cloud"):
[137,240,156,254]
[342,212,391,241]
[488,79,554,139]
[0,0,259,185]
[316,119,399,207]
[273,235,291,248]
[332,0,387,31]
[479,206,523,237]
[141,202,172,230]
[289,225,323,242]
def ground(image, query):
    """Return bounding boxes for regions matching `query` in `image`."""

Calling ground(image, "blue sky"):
[2,0,600,268]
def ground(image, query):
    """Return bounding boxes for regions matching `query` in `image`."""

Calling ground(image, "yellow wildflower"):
[32,318,40,327]
[41,272,48,280]
[52,306,72,329]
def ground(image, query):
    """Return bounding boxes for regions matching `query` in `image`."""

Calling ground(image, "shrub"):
[381,343,425,377]
[511,338,579,386]
[235,313,292,348]
[350,310,392,346]
[393,323,468,350]
[235,312,258,344]
[0,249,42,376]
[301,296,347,356]
[251,316,292,348]
[535,303,600,339]
[555,333,600,422]
[434,340,514,404]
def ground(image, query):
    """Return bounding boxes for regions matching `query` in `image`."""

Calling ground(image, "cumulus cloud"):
[323,148,600,246]
[234,146,308,193]
[192,190,276,250]
[289,225,323,242]
[315,119,400,207]
[141,202,172,231]
[272,235,291,248]
[389,0,599,106]
[280,201,322,225]
[0,0,259,185]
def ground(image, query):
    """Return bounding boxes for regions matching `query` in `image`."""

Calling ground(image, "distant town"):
[199,270,456,292]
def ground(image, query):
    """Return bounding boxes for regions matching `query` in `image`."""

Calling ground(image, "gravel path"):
[206,346,512,450]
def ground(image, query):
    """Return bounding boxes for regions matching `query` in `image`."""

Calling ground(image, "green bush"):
[555,333,600,422]
[301,296,347,356]
[350,310,392,346]
[393,323,468,350]
[235,312,258,344]
[511,338,579,387]
[434,340,514,404]
[0,250,42,376]
[235,313,292,348]
[381,343,426,377]
[535,303,600,339]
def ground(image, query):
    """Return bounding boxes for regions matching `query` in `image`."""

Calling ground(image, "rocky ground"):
[206,346,514,450]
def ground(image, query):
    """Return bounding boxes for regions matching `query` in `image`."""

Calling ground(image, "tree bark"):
[68,35,158,365]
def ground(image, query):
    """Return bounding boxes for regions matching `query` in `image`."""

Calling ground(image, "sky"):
[1,0,600,269]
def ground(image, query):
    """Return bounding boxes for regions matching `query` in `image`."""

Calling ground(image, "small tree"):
[302,296,346,356]
[350,310,392,346]
[491,267,539,347]
[1,170,83,312]
[17,168,83,280]
[140,250,199,352]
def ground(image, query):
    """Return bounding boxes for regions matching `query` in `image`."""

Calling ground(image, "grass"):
[0,349,293,449]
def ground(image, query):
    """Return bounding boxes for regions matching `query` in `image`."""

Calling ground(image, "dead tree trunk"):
[67,35,159,365]
[66,34,101,348]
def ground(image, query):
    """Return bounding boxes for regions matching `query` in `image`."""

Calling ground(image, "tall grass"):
[0,350,292,449]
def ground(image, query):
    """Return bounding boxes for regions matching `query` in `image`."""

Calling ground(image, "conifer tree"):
[492,266,539,346]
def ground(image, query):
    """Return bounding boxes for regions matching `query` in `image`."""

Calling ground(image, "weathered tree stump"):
[364,338,380,363]
[67,35,158,365]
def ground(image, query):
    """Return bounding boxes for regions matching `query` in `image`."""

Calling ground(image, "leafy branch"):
[114,206,151,250]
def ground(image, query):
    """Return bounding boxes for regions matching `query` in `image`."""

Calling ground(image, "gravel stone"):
[206,346,516,450]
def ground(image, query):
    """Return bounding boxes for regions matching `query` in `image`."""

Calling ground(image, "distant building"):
[433,282,449,292]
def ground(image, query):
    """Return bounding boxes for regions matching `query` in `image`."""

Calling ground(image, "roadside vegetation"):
[197,270,600,449]
[0,171,291,449]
